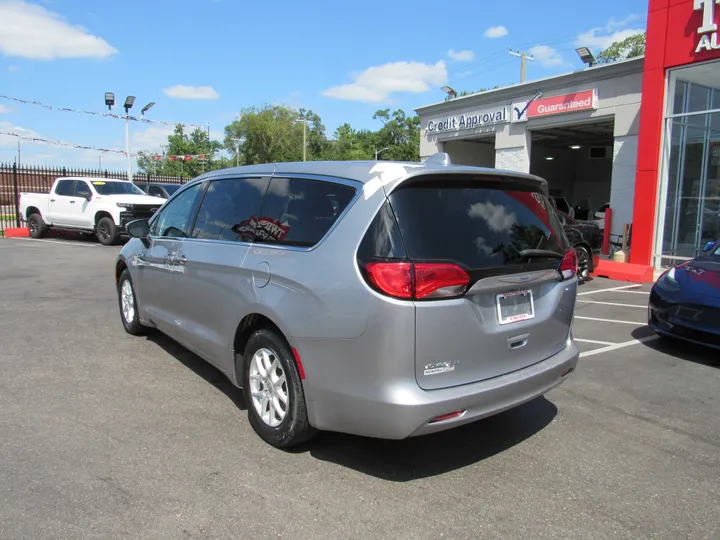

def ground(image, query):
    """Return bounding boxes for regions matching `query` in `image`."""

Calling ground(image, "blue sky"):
[0,0,648,170]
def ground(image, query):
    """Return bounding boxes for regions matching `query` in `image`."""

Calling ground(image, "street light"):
[441,86,458,99]
[141,102,155,117]
[575,47,595,67]
[105,92,155,182]
[375,147,390,160]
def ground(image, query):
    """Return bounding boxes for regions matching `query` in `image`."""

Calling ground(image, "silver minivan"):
[116,154,580,447]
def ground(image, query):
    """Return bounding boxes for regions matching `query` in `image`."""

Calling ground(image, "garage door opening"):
[530,119,614,222]
[443,136,496,168]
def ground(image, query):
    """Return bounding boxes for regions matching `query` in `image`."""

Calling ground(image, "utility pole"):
[231,138,240,166]
[509,49,534,83]
[17,140,20,166]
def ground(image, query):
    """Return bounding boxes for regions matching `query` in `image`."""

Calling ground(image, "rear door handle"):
[50,199,56,202]
[70,200,76,204]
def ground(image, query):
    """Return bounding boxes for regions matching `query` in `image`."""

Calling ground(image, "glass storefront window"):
[655,62,720,268]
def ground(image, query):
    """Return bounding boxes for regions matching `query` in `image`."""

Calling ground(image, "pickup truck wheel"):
[96,216,119,246]
[28,213,48,239]
[117,269,148,335]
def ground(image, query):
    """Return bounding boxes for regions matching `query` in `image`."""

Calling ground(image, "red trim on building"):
[631,0,720,267]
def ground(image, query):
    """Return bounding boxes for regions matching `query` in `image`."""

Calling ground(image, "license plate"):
[496,290,534,325]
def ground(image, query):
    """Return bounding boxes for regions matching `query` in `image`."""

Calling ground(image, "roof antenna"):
[425,152,452,166]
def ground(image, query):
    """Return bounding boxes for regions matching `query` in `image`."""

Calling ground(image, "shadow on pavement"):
[146,332,247,411]
[306,396,557,481]
[631,327,719,369]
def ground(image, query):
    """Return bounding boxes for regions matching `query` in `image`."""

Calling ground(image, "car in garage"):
[114,155,580,447]
[648,240,720,350]
[555,211,602,282]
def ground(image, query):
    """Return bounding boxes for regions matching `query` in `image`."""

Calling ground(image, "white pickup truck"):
[20,177,167,245]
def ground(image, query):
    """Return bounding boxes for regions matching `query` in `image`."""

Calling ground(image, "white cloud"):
[529,45,566,67]
[448,49,474,62]
[163,85,219,100]
[469,201,516,232]
[484,25,509,39]
[0,0,118,60]
[323,60,448,103]
[131,125,175,153]
[576,15,646,51]
[0,105,10,114]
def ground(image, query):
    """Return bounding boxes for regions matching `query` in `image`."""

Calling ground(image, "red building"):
[633,0,720,272]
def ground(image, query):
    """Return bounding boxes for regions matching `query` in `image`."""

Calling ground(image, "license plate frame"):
[496,289,535,325]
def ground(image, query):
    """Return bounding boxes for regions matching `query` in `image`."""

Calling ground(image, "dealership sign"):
[426,106,508,134]
[695,0,720,53]
[511,90,597,123]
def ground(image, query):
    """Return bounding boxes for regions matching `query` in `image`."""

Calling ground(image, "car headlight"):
[117,203,132,209]
[656,266,680,292]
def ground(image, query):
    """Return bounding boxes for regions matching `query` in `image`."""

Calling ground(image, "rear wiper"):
[519,249,564,259]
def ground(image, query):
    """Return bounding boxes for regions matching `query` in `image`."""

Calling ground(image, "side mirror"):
[77,190,92,200]
[703,241,717,253]
[126,219,150,239]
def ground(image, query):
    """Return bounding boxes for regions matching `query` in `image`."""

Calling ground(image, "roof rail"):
[424,152,451,166]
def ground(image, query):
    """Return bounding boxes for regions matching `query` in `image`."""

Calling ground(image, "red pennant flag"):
[183,155,192,161]
[168,156,177,161]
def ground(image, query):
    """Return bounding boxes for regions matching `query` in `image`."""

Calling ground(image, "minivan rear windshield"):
[388,177,567,270]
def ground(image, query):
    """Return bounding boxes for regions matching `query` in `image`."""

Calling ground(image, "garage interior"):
[443,136,495,168]
[530,119,615,219]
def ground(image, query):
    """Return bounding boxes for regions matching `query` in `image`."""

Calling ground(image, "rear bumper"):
[306,338,579,439]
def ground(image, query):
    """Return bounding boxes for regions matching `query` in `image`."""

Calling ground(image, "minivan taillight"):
[364,262,470,300]
[559,250,578,279]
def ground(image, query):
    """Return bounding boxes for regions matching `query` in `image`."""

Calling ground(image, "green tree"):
[371,109,421,162]
[595,33,646,64]
[224,104,327,165]
[136,124,227,178]
[322,123,375,161]
[445,86,500,101]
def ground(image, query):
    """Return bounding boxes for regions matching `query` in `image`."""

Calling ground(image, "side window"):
[72,181,91,196]
[148,186,164,197]
[150,183,204,238]
[55,180,75,196]
[191,177,268,242]
[254,177,356,247]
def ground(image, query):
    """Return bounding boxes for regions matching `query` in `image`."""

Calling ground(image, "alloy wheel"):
[120,279,135,323]
[248,347,289,427]
[576,248,590,280]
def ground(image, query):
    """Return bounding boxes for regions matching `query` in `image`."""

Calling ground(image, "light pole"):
[375,147,390,160]
[230,137,241,166]
[105,92,155,182]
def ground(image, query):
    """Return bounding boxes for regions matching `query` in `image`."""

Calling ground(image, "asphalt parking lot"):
[1,237,719,540]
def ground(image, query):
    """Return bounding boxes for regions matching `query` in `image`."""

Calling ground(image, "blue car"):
[649,240,720,349]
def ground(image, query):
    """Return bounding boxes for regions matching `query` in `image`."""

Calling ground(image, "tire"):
[575,246,592,282]
[242,328,316,448]
[96,216,119,246]
[27,213,48,239]
[117,269,148,336]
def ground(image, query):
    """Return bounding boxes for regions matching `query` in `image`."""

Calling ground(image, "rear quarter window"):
[252,177,356,247]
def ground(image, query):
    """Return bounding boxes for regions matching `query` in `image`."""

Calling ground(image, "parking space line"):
[8,238,100,248]
[579,335,660,357]
[578,285,641,296]
[574,338,616,346]
[575,316,646,325]
[577,300,647,309]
